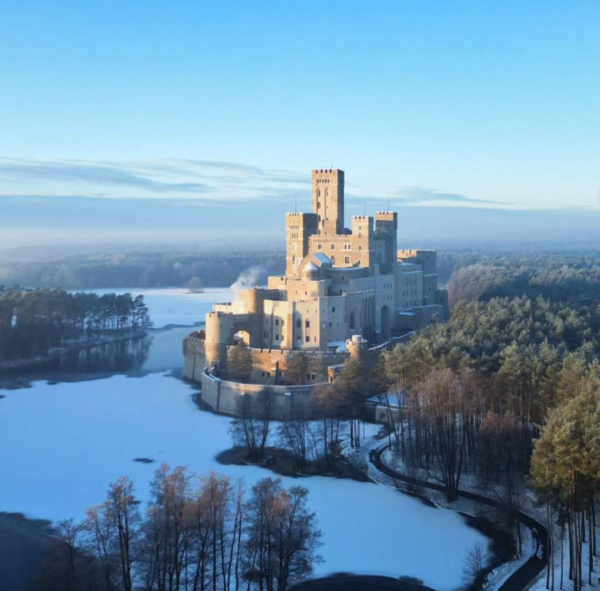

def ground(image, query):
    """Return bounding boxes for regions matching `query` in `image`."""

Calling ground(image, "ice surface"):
[0,372,488,589]
[81,287,234,328]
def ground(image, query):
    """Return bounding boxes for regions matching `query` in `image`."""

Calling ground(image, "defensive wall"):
[200,370,318,419]
[183,332,415,419]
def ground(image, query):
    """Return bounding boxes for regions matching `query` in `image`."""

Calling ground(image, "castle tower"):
[204,311,235,372]
[351,215,374,267]
[398,249,438,305]
[312,169,345,235]
[375,211,398,264]
[286,213,317,276]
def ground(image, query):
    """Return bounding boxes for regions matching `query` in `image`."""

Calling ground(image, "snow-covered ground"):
[81,287,234,328]
[0,372,489,590]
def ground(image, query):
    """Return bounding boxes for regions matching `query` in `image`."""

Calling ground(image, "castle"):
[183,168,447,417]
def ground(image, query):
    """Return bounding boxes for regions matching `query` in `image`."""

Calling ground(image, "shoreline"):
[0,331,147,375]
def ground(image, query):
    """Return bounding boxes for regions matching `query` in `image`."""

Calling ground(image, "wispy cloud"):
[391,185,507,206]
[0,158,309,199]
[0,158,213,194]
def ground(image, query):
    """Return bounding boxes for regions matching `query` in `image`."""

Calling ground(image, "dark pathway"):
[369,444,549,591]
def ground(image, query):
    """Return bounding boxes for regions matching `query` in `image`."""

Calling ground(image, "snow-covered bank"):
[81,287,234,328]
[0,372,488,591]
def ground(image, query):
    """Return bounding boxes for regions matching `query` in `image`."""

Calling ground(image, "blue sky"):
[0,1,599,248]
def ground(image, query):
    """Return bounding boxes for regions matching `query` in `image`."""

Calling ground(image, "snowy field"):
[81,287,234,328]
[0,372,488,590]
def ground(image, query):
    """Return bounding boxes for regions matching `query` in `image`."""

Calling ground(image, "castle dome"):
[303,261,319,279]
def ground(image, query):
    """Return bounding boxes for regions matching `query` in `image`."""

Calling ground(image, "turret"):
[312,169,345,235]
[204,311,235,372]
[346,334,368,362]
[286,213,317,276]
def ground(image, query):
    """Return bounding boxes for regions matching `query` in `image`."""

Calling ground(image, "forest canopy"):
[0,251,285,289]
[0,288,150,361]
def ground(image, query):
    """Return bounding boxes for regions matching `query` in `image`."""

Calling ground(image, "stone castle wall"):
[200,370,318,419]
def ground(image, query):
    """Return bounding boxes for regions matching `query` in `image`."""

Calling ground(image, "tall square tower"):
[312,169,345,235]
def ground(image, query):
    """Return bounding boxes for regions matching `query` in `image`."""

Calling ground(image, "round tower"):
[346,334,368,362]
[205,311,234,372]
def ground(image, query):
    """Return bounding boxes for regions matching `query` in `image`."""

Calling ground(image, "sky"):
[0,1,599,250]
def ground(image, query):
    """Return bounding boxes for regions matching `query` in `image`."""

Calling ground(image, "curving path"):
[369,444,549,591]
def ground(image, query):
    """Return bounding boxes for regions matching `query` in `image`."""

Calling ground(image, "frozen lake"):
[0,287,489,590]
[0,373,488,589]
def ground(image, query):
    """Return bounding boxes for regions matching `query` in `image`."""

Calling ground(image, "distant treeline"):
[0,288,150,361]
[2,248,599,291]
[442,251,600,303]
[0,251,285,289]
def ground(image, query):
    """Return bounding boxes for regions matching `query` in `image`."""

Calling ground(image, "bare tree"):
[230,389,273,462]
[462,542,486,584]
[277,420,310,471]
[106,477,140,591]
[244,478,322,591]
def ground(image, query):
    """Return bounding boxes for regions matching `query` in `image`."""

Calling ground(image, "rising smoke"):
[230,265,266,294]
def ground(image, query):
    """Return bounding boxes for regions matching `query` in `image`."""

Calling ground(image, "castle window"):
[305,336,310,343]
[275,335,279,340]
[318,244,323,250]
[297,319,301,328]
[331,244,335,250]
[305,320,310,328]
[275,319,279,326]
[332,307,336,312]
[344,256,350,264]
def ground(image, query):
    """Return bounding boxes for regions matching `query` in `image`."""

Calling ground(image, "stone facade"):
[183,168,448,415]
